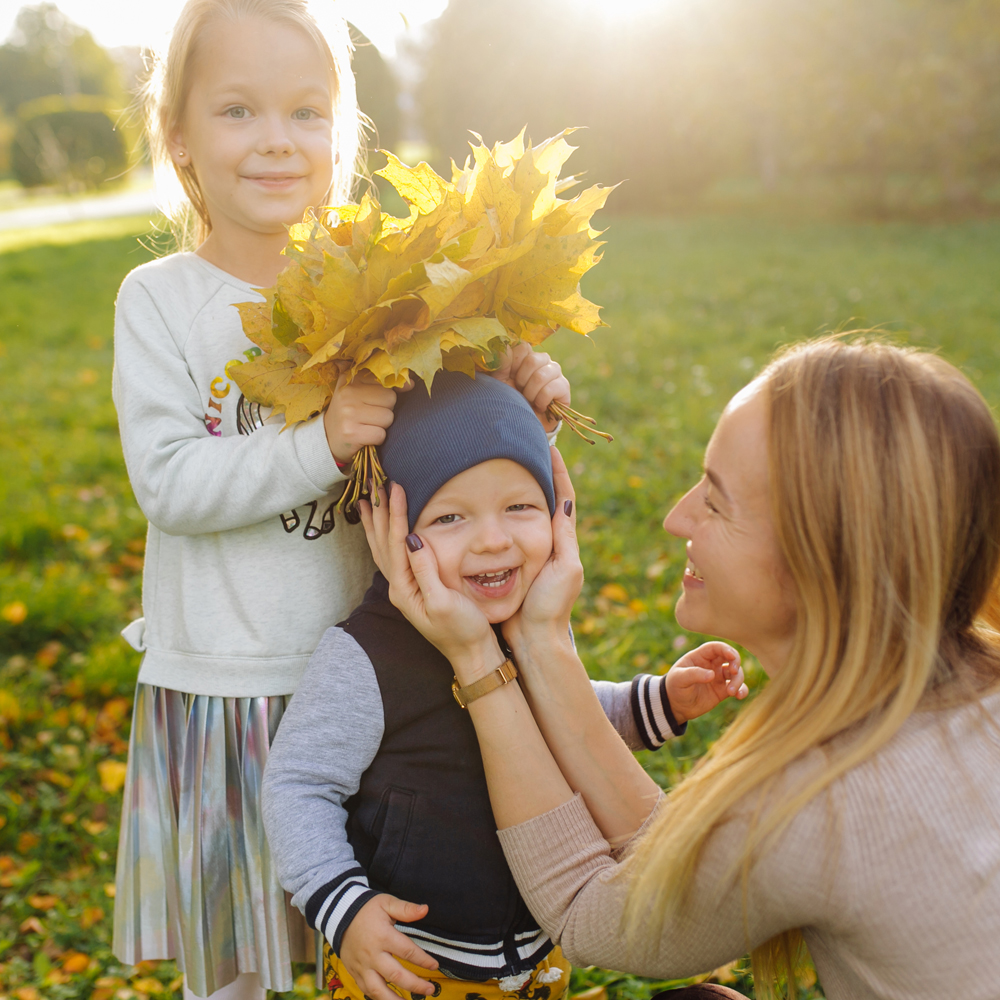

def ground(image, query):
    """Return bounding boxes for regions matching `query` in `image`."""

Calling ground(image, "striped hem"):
[394,924,553,981]
[306,867,380,954]
[631,674,686,750]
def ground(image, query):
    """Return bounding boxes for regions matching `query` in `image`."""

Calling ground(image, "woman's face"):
[663,382,798,674]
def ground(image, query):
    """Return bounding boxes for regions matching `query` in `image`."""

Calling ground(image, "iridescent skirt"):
[113,684,312,997]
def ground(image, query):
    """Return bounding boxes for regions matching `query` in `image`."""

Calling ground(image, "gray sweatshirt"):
[112,253,375,697]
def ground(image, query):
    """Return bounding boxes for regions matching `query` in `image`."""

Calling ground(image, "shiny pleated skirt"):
[113,684,312,997]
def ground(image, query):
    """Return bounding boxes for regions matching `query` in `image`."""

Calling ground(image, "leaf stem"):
[547,400,614,445]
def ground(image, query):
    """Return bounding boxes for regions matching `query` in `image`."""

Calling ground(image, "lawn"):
[2,212,1000,1000]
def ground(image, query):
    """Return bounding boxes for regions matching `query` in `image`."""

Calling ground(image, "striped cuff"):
[630,674,686,750]
[305,866,380,954]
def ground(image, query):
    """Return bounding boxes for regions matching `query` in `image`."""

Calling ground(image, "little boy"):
[262,372,744,1000]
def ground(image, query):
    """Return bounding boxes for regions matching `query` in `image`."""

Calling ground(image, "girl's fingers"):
[378,958,437,998]
[384,929,438,973]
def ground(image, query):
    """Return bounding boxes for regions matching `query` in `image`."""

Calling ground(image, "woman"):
[362,337,1000,1000]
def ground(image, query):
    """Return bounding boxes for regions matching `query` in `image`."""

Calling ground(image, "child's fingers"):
[375,953,437,997]
[359,968,411,1000]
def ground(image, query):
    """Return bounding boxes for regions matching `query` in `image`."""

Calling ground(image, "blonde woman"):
[365,337,1000,1000]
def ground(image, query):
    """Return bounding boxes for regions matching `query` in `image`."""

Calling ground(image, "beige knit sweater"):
[498,689,1000,1000]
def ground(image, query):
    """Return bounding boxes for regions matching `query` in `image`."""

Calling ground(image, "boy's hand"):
[324,373,402,466]
[489,343,570,432]
[339,894,439,1000]
[665,641,749,725]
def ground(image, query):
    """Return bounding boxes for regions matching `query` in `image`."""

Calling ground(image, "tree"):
[350,25,401,155]
[0,4,124,118]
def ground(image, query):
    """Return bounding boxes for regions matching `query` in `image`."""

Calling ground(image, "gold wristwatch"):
[451,658,518,709]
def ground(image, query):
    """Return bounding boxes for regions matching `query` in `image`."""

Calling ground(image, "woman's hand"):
[665,641,749,724]
[503,447,584,656]
[359,483,503,677]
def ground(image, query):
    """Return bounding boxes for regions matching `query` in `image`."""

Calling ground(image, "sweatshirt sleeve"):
[113,274,347,536]
[262,627,384,953]
[591,675,686,752]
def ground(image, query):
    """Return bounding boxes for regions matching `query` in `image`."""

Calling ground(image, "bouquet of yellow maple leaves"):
[227,128,613,518]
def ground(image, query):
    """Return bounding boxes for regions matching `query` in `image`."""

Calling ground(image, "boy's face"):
[414,459,553,624]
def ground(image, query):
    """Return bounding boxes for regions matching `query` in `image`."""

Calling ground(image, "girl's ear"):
[167,125,190,168]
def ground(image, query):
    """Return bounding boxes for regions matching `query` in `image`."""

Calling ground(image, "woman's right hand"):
[503,447,584,656]
[360,482,503,676]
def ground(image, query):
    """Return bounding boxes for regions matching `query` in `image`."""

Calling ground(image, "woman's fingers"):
[549,447,580,562]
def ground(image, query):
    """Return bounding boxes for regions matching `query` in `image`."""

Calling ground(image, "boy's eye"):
[226,106,248,119]
[506,504,529,512]
[435,514,460,524]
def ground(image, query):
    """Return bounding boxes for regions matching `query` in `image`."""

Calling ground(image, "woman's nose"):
[663,486,699,538]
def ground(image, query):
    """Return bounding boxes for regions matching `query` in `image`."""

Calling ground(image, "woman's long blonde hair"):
[141,0,362,250]
[625,336,1000,997]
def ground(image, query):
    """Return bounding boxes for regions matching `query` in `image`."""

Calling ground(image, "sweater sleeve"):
[498,780,836,978]
[262,627,384,953]
[113,274,347,536]
[591,676,685,752]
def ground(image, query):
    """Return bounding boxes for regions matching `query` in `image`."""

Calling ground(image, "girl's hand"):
[359,482,502,675]
[339,894,438,1000]
[665,641,749,725]
[503,448,584,656]
[325,373,407,466]
[489,343,570,432]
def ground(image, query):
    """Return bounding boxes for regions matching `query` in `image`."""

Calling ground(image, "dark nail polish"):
[563,499,573,516]
[406,533,423,552]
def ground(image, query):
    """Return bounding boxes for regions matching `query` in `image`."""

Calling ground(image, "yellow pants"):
[322,942,572,1000]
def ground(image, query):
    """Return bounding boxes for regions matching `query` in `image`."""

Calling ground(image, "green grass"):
[3,213,1000,1000]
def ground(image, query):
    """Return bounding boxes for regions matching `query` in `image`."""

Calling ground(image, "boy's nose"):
[472,519,512,553]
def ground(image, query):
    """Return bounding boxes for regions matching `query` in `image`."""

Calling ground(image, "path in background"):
[0,185,159,231]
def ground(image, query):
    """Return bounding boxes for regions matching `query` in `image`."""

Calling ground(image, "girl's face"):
[414,460,554,625]
[171,17,335,243]
[663,382,798,675]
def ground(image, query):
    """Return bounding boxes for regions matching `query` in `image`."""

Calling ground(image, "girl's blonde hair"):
[142,0,362,250]
[625,336,1000,998]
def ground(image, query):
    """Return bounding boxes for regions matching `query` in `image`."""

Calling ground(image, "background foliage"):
[3,211,1000,998]
[418,0,1000,216]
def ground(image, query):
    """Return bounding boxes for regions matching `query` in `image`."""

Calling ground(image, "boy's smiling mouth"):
[466,567,518,597]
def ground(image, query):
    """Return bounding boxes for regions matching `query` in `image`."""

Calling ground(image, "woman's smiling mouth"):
[683,559,705,588]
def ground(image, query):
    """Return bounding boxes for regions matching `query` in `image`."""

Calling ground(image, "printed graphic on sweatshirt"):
[206,349,338,541]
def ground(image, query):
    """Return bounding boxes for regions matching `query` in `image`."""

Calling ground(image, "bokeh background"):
[2,2,1000,999]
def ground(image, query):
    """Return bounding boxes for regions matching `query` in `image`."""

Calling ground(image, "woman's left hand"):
[360,483,503,674]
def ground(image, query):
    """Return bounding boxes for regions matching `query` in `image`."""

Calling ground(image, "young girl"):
[111,4,569,999]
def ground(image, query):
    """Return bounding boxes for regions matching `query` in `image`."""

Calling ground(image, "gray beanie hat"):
[379,370,556,532]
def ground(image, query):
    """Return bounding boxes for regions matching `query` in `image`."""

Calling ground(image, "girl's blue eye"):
[293,108,316,121]
[226,107,248,119]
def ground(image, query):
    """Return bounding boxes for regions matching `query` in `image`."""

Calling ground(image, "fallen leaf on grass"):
[103,883,116,898]
[81,819,109,836]
[598,583,629,603]
[38,768,73,788]
[570,988,607,1000]
[79,905,105,930]
[61,951,89,973]
[28,895,58,910]
[98,760,128,794]
[18,916,44,935]
[1,600,27,624]
[17,832,39,853]
[14,986,41,1000]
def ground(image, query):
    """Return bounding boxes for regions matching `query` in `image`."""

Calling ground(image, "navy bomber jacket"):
[262,573,685,982]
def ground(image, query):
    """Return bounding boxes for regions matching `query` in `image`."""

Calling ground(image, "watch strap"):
[452,658,518,709]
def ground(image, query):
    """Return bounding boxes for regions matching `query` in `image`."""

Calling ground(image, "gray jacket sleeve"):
[262,626,384,952]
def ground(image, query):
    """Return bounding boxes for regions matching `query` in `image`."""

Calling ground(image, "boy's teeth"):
[472,569,513,588]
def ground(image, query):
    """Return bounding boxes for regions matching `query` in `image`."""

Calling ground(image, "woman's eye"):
[703,494,718,514]
[226,106,248,119]
[293,108,316,121]
[435,514,459,524]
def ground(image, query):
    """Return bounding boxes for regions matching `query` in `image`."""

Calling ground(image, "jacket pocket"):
[367,786,415,890]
